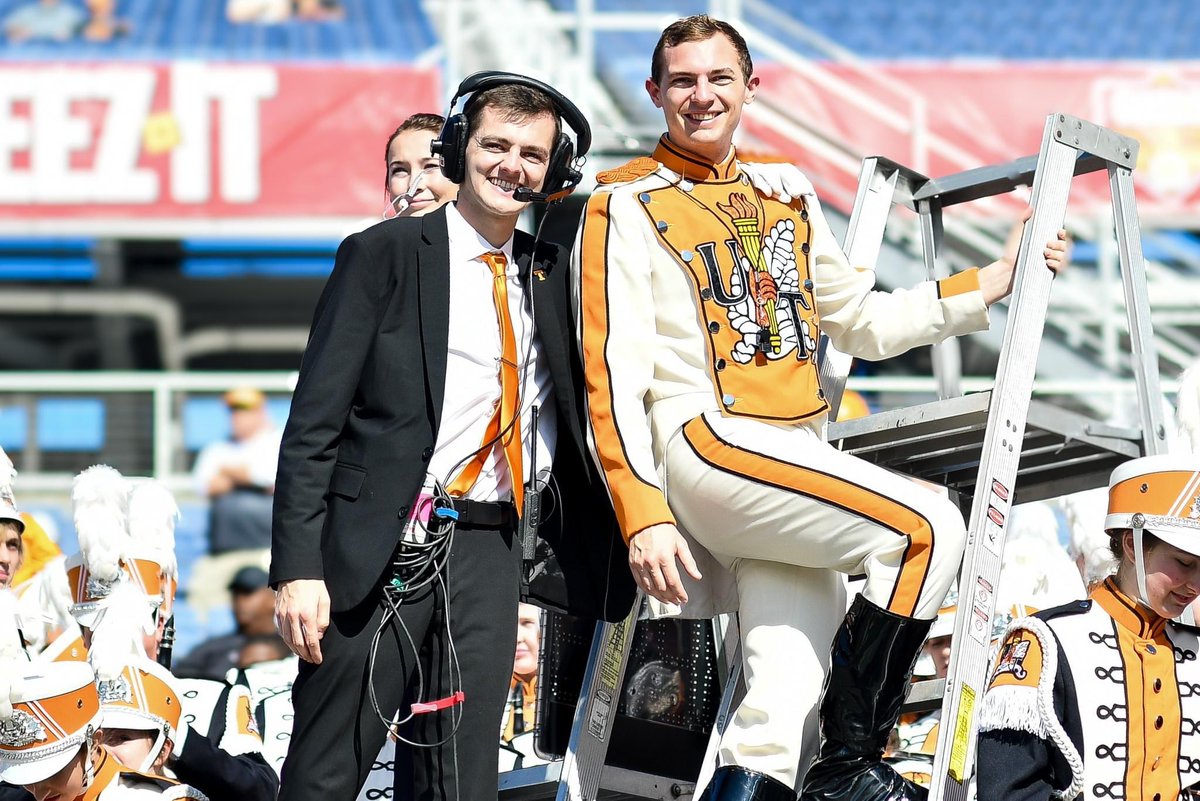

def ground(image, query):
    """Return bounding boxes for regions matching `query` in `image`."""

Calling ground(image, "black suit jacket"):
[271,205,634,620]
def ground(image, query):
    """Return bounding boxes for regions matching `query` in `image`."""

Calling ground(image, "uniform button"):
[800,209,809,222]
[817,388,826,400]
[804,279,815,291]
[1155,716,1164,729]
[1147,644,1157,654]
[639,192,651,204]
[708,321,720,334]
[397,506,409,520]
[801,243,811,254]
[421,447,433,461]
[722,393,736,406]
[700,288,713,301]
[656,220,668,232]
[715,359,726,371]
[681,250,694,262]
[1154,678,1162,693]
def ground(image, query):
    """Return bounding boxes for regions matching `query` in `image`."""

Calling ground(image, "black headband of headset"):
[449,71,592,158]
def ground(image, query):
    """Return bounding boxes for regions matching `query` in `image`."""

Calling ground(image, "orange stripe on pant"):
[681,415,935,619]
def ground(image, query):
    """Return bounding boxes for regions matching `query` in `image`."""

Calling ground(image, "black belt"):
[443,498,515,529]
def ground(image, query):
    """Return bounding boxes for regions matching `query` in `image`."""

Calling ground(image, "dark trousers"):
[278,522,521,801]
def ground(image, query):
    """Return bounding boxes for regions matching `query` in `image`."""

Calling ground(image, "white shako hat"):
[0,661,101,785]
[1106,455,1200,556]
[66,467,170,631]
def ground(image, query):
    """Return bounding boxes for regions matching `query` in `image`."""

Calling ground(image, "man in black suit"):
[270,75,634,801]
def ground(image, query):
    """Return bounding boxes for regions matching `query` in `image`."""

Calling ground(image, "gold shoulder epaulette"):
[596,156,659,185]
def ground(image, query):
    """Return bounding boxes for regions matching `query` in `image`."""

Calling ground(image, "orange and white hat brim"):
[1105,455,1200,556]
[0,663,100,785]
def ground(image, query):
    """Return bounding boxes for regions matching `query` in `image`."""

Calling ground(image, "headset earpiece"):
[431,114,469,185]
[432,71,592,202]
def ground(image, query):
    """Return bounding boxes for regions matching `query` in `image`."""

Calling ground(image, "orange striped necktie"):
[445,251,524,513]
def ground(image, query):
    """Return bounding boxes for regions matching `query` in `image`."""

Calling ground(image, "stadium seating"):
[0,0,437,61]
[0,239,97,282]
[548,0,1200,60]
[181,239,340,279]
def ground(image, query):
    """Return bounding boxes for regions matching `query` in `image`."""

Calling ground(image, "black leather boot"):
[800,594,932,801]
[696,766,797,801]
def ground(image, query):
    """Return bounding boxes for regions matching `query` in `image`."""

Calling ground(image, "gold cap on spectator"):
[224,387,266,411]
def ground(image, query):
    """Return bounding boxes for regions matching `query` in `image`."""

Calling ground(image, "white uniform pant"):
[664,412,967,788]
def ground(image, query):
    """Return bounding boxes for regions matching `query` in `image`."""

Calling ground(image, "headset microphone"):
[512,187,547,204]
[513,164,582,205]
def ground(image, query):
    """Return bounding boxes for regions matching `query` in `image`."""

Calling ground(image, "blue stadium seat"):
[0,406,27,451]
[0,238,96,281]
[183,395,291,452]
[181,238,339,279]
[35,398,105,452]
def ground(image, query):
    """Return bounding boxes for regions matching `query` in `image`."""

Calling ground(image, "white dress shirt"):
[427,202,557,504]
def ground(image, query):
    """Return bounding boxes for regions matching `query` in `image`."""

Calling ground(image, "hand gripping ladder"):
[822,112,1166,800]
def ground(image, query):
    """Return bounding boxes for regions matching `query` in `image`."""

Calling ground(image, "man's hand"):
[628,524,702,606]
[275,579,331,664]
[979,207,1071,306]
[739,161,816,206]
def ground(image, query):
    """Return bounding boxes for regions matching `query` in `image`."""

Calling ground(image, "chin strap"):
[82,727,97,788]
[1133,518,1153,609]
[140,723,170,774]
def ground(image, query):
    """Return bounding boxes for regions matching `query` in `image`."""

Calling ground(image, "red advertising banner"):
[0,62,441,234]
[3,61,1199,232]
[749,62,1200,220]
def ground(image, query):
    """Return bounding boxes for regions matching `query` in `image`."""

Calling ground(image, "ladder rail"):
[554,596,641,801]
[929,114,1144,801]
[1109,164,1168,457]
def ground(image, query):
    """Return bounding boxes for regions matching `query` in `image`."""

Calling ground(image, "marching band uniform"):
[978,456,1200,801]
[574,137,993,798]
[65,468,277,801]
[0,661,204,800]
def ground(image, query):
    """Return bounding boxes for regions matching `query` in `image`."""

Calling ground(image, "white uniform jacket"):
[978,579,1200,801]
[572,137,990,615]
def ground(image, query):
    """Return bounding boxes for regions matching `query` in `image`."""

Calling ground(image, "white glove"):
[738,161,818,209]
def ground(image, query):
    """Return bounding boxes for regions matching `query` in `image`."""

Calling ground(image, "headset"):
[431,71,592,204]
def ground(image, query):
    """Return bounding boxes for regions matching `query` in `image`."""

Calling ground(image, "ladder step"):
[828,392,1141,503]
[902,678,947,715]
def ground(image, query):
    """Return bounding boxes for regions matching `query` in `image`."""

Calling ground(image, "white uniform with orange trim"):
[977,579,1200,801]
[573,137,991,786]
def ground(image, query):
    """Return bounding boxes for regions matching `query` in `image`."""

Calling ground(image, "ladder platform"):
[500,762,695,801]
[827,391,1142,503]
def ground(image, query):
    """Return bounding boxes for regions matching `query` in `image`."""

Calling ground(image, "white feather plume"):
[0,446,15,506]
[127,480,180,579]
[0,589,25,663]
[1177,359,1200,456]
[72,465,131,582]
[87,581,153,682]
[31,556,75,640]
[0,589,27,718]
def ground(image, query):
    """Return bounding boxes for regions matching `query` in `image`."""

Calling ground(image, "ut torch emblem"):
[718,193,782,355]
[706,192,817,365]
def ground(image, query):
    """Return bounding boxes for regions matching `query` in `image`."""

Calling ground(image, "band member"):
[978,455,1200,801]
[64,467,277,801]
[272,72,632,801]
[573,14,1069,801]
[0,661,204,800]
